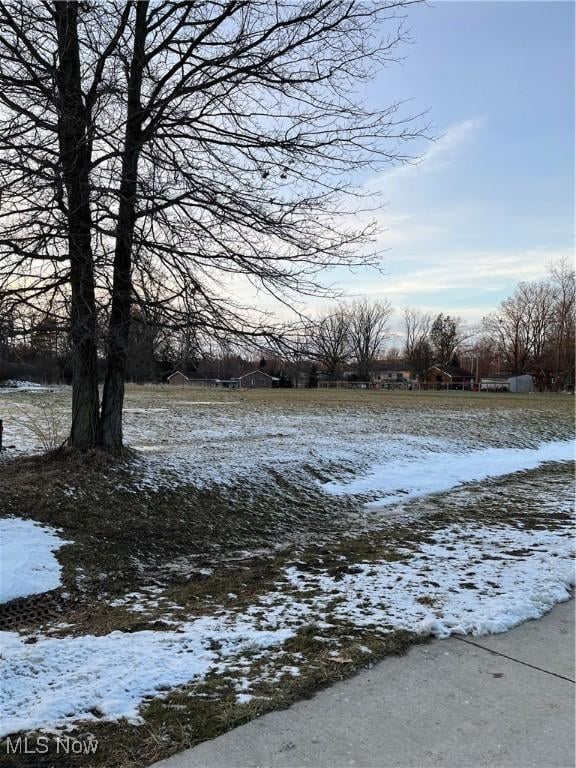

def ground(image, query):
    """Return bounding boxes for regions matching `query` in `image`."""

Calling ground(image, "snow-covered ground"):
[126,402,573,492]
[0,388,574,738]
[0,613,295,737]
[0,518,69,603]
[284,521,575,637]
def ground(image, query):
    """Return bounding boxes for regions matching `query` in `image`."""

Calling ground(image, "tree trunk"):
[54,1,100,449]
[100,1,148,449]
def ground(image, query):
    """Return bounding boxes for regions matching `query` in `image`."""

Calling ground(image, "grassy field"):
[0,386,574,766]
[2,384,573,443]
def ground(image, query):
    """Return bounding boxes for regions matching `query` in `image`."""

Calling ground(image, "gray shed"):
[509,374,534,393]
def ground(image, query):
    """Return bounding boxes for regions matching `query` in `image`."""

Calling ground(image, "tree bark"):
[54,1,100,449]
[99,1,148,449]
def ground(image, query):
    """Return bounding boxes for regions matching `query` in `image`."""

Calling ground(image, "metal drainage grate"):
[0,590,67,632]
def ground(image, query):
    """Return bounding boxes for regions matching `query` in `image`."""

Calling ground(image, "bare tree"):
[308,307,351,379]
[404,308,431,356]
[0,0,425,449]
[484,302,529,377]
[348,299,393,380]
[525,282,555,369]
[548,259,576,390]
[483,281,555,377]
[460,334,495,381]
[480,263,575,389]
[403,307,432,381]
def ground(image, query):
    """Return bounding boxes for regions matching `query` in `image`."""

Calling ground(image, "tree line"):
[480,259,575,390]
[2,259,573,390]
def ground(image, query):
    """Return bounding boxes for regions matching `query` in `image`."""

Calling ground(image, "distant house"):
[372,361,415,388]
[236,370,279,389]
[428,364,475,389]
[166,371,218,387]
[166,370,189,386]
[168,368,280,389]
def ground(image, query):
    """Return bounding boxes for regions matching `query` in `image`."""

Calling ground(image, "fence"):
[317,381,375,389]
[316,381,476,392]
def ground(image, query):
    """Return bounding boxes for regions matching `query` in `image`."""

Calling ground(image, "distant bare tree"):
[525,282,555,368]
[0,0,425,449]
[548,259,576,390]
[403,307,432,380]
[484,302,528,377]
[308,307,351,379]
[460,334,496,380]
[348,299,393,380]
[483,281,555,377]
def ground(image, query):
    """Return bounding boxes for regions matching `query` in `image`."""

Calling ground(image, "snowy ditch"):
[0,436,575,737]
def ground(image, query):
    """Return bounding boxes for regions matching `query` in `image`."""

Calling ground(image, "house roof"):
[237,369,279,380]
[430,364,474,378]
[167,370,189,380]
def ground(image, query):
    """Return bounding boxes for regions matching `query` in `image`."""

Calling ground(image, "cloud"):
[344,117,483,247]
[415,117,484,171]
[375,248,562,295]
[209,113,571,332]
[226,245,567,327]
[368,116,484,191]
[330,246,571,322]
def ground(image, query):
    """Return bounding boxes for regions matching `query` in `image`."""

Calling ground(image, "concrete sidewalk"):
[154,600,575,768]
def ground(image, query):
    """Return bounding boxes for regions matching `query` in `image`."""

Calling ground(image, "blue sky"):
[323,0,574,329]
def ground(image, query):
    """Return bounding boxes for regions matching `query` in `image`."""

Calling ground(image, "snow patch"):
[285,523,575,638]
[0,381,49,393]
[0,518,69,603]
[323,440,575,507]
[175,401,240,406]
[0,612,295,737]
[123,408,169,414]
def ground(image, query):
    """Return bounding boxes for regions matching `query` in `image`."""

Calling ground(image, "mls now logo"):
[4,736,98,755]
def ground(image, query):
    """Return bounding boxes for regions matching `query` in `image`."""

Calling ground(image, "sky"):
[284,0,574,333]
